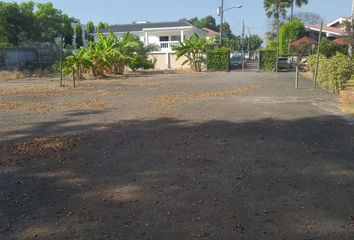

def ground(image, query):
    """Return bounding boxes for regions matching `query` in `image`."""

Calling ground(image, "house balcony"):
[159,41,180,50]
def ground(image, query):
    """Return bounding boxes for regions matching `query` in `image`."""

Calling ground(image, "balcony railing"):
[159,41,180,49]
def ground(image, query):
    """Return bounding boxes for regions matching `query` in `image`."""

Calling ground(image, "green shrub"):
[267,40,278,49]
[319,39,346,58]
[307,53,352,93]
[259,49,277,71]
[128,55,155,71]
[279,19,305,56]
[206,47,230,72]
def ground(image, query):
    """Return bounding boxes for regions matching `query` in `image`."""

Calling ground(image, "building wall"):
[148,52,190,70]
[169,53,190,70]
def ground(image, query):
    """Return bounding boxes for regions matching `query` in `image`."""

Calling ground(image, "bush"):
[279,19,305,56]
[206,47,230,72]
[129,55,156,71]
[319,39,346,58]
[267,40,278,49]
[307,53,352,93]
[291,42,313,58]
[259,49,277,71]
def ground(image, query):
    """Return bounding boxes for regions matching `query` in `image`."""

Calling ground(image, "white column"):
[145,31,148,45]
[181,30,184,41]
[165,52,170,69]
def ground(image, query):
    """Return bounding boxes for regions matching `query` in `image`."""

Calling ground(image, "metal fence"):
[0,47,61,74]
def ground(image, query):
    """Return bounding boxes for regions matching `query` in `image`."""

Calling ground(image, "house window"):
[171,35,181,41]
[159,36,169,42]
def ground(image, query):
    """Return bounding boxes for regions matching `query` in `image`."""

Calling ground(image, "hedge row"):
[259,49,277,71]
[308,53,352,94]
[206,47,230,72]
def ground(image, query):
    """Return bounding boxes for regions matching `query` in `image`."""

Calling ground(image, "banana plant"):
[173,34,214,72]
[62,47,90,81]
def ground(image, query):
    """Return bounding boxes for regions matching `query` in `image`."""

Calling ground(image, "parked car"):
[277,57,295,71]
[229,55,245,69]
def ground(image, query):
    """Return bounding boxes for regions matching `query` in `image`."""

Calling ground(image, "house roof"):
[327,17,351,27]
[306,24,347,36]
[333,37,349,46]
[290,36,317,47]
[99,21,193,33]
[202,28,220,37]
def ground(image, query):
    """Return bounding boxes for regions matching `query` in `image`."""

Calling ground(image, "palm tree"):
[172,34,214,72]
[264,0,290,23]
[290,0,309,21]
[264,0,291,71]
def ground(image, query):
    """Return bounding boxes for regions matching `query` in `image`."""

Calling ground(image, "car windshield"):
[231,56,241,61]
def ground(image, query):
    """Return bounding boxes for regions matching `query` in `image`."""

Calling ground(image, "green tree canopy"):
[75,22,84,48]
[278,19,305,55]
[0,1,75,46]
[85,21,95,42]
[97,22,106,31]
[181,15,235,40]
[225,35,263,51]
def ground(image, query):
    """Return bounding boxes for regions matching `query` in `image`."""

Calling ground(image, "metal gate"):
[230,50,260,72]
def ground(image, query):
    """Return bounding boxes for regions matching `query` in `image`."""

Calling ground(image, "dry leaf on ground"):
[62,98,107,110]
[2,134,89,165]
[0,101,23,110]
[28,105,56,113]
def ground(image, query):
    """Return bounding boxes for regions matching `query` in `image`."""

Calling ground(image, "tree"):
[278,19,305,55]
[264,0,291,47]
[264,0,290,23]
[172,34,214,72]
[293,11,324,25]
[247,35,264,50]
[34,2,75,44]
[219,22,235,40]
[75,22,84,48]
[0,1,35,46]
[0,1,75,46]
[97,22,106,31]
[199,15,218,31]
[225,35,263,51]
[289,0,308,20]
[85,21,95,42]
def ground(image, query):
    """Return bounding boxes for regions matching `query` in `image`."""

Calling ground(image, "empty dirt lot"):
[1,72,354,240]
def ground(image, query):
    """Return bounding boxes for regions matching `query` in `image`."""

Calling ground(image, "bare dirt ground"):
[0,72,354,240]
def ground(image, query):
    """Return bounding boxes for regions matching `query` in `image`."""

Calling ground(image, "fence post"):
[38,48,42,77]
[15,47,19,70]
[295,65,299,90]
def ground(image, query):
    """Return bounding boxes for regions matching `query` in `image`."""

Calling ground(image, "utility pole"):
[349,0,354,60]
[60,35,63,86]
[241,20,245,71]
[314,22,323,90]
[248,27,251,59]
[220,0,224,44]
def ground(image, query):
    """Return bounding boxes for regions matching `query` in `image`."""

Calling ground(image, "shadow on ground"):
[0,115,354,240]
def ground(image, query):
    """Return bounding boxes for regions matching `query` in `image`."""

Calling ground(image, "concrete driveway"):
[0,72,353,240]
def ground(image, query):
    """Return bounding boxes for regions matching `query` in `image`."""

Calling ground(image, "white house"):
[306,17,349,40]
[95,21,211,70]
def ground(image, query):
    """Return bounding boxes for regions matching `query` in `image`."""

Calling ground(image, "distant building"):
[305,17,349,41]
[95,21,213,70]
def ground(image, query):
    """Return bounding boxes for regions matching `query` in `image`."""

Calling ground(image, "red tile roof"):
[290,36,317,47]
[333,38,349,45]
[202,28,220,37]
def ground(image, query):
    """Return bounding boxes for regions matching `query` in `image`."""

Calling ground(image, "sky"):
[9,0,353,38]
